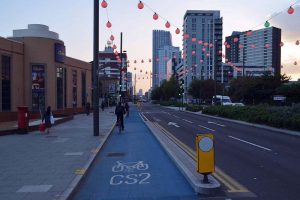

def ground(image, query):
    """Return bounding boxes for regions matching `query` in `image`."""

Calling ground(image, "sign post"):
[196,134,215,183]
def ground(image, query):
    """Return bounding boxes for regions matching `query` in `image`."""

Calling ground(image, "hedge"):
[202,105,300,131]
[186,104,203,112]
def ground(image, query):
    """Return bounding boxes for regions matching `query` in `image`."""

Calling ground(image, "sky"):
[1,0,299,93]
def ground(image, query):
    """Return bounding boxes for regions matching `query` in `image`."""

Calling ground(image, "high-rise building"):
[157,46,181,85]
[127,72,133,97]
[225,27,281,77]
[183,10,223,88]
[152,30,172,88]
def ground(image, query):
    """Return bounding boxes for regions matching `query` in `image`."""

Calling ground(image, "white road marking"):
[198,125,216,132]
[172,115,180,118]
[168,122,180,128]
[208,121,225,127]
[182,119,193,124]
[228,136,272,151]
[153,117,161,122]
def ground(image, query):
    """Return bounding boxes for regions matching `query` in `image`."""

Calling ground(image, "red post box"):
[17,106,29,134]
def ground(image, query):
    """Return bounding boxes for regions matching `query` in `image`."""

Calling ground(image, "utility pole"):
[93,0,99,136]
[119,32,123,102]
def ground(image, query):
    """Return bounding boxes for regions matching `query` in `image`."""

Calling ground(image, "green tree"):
[188,79,222,103]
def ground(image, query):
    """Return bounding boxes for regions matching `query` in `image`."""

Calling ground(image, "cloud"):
[271,5,300,42]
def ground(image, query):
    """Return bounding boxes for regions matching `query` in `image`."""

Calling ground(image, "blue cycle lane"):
[72,106,199,200]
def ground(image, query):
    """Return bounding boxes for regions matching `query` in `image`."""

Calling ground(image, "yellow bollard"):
[196,134,215,183]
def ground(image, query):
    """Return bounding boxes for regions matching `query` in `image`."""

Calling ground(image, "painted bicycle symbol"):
[112,161,149,173]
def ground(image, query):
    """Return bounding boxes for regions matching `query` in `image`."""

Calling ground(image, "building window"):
[72,70,77,108]
[32,65,45,111]
[1,56,11,111]
[192,24,197,32]
[56,67,64,109]
[81,71,86,107]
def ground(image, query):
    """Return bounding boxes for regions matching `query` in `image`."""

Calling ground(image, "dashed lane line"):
[182,119,193,124]
[198,124,216,132]
[228,136,272,152]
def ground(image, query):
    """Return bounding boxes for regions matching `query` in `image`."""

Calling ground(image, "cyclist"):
[115,102,125,131]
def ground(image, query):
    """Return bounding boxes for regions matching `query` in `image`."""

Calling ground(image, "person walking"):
[101,101,105,111]
[42,106,52,134]
[115,102,125,131]
[86,102,90,115]
[124,102,129,117]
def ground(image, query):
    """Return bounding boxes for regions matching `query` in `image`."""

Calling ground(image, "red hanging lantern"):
[175,28,180,34]
[218,50,222,55]
[138,1,144,9]
[192,38,197,42]
[153,12,158,20]
[141,59,144,63]
[204,42,209,46]
[183,34,189,39]
[134,60,137,64]
[246,31,252,37]
[209,44,214,48]
[206,54,210,57]
[251,44,256,48]
[134,67,136,70]
[192,51,196,55]
[288,6,295,14]
[200,59,204,63]
[239,44,243,49]
[198,40,203,45]
[224,41,227,46]
[202,48,206,52]
[294,61,297,65]
[140,70,142,73]
[165,21,170,28]
[280,42,284,47]
[106,21,112,28]
[234,37,239,42]
[112,44,117,49]
[101,0,108,8]
[265,43,270,48]
[110,35,115,41]
[226,44,231,49]
[296,40,299,45]
[114,51,119,55]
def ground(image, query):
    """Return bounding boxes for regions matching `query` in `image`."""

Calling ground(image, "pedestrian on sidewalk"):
[42,106,52,134]
[115,102,125,130]
[101,101,105,111]
[125,102,129,117]
[86,102,90,115]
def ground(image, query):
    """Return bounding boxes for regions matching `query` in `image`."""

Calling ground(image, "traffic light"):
[179,79,184,94]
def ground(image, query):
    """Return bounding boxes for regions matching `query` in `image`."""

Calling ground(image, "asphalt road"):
[140,103,300,200]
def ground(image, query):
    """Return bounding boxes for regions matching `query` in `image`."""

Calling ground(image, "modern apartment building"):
[225,27,281,77]
[183,10,223,89]
[152,30,172,88]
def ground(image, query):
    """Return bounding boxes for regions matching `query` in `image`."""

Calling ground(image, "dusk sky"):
[1,0,299,93]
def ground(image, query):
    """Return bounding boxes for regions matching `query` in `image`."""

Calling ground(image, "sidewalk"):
[0,108,115,200]
[71,105,199,200]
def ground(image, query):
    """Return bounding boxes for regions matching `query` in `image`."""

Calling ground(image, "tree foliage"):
[150,77,180,101]
[188,79,222,102]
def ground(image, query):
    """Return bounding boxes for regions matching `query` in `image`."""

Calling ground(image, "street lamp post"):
[93,0,99,136]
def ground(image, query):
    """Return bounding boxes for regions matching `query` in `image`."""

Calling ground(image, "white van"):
[212,95,233,106]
